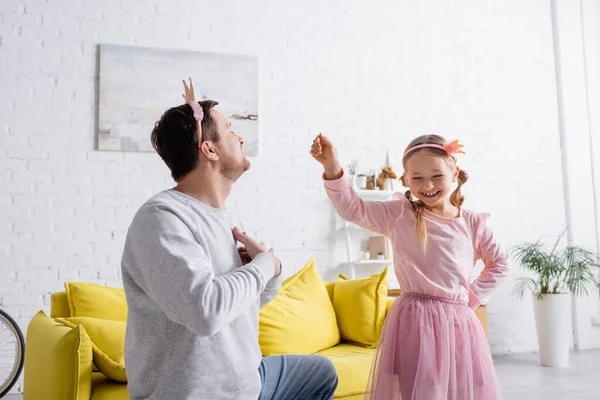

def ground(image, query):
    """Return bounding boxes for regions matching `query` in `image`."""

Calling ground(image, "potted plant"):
[348,160,357,184]
[512,233,600,367]
[356,174,367,189]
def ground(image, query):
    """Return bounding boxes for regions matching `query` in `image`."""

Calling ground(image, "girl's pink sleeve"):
[468,213,511,309]
[323,171,405,236]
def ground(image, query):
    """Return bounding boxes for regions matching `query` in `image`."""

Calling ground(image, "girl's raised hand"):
[310,133,342,179]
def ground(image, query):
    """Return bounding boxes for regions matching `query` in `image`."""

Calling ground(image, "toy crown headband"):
[182,78,204,136]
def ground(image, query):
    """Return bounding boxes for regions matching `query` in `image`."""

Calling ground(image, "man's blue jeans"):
[258,355,338,400]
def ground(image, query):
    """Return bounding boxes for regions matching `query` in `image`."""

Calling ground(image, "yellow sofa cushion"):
[316,344,375,399]
[24,311,93,400]
[65,282,128,322]
[259,257,340,356]
[325,280,335,301]
[91,372,130,400]
[386,297,395,314]
[334,268,388,348]
[56,317,127,383]
[50,291,72,318]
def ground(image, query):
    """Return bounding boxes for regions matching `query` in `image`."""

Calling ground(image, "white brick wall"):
[1,0,598,393]
[554,0,600,351]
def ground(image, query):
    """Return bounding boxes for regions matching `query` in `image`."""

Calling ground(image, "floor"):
[495,350,600,399]
[4,351,599,399]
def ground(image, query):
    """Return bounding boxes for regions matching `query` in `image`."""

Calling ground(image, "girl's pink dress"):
[324,173,510,400]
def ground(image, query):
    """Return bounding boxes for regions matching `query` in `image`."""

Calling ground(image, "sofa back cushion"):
[65,282,128,322]
[333,267,389,348]
[50,291,71,318]
[259,258,340,355]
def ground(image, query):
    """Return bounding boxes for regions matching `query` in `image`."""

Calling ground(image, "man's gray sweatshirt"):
[121,189,282,399]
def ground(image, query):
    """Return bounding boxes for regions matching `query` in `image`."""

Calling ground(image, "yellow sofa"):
[23,275,488,400]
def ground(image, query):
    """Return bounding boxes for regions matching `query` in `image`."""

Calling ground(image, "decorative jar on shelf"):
[355,175,367,189]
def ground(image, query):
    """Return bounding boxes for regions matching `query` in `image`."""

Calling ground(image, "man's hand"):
[238,246,252,265]
[310,133,342,179]
[233,227,281,277]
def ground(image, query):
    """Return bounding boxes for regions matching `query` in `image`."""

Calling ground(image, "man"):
[121,79,338,400]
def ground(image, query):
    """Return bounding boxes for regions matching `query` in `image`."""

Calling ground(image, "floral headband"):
[403,139,465,161]
[182,78,204,135]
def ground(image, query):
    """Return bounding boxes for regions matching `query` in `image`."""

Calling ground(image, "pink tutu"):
[365,292,503,400]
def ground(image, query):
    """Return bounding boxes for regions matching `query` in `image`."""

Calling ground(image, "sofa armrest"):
[474,305,489,341]
[24,311,93,400]
[385,298,395,315]
[384,289,402,316]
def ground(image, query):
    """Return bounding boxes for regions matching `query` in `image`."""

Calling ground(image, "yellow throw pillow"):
[259,258,340,356]
[324,281,335,302]
[65,282,128,322]
[55,317,127,383]
[334,267,388,348]
[24,311,93,400]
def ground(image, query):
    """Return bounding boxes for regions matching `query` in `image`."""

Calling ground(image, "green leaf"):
[511,235,600,298]
[513,277,538,300]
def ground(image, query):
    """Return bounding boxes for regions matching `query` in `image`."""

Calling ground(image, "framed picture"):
[97,44,259,156]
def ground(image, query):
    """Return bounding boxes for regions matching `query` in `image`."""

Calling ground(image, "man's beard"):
[220,156,251,182]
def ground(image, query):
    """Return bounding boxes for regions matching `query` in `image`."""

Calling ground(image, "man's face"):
[211,109,251,181]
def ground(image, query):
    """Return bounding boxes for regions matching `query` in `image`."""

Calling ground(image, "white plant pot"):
[355,176,367,189]
[533,293,571,367]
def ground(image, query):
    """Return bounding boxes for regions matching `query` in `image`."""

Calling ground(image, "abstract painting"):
[97,44,259,156]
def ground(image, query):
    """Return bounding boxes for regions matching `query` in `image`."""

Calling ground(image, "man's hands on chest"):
[232,227,282,277]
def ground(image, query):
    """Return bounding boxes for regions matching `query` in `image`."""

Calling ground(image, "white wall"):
[2,1,599,393]
[583,1,600,262]
[582,0,600,345]
[551,0,600,351]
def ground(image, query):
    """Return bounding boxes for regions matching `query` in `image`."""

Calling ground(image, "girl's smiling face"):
[404,151,459,208]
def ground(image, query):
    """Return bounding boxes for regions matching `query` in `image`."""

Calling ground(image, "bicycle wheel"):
[0,309,25,398]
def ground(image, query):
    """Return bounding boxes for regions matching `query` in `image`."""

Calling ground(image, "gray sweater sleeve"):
[127,206,275,337]
[260,273,283,308]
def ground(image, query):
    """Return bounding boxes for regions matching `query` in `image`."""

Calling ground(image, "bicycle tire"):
[0,309,25,398]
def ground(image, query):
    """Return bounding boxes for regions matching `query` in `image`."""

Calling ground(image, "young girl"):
[310,133,509,400]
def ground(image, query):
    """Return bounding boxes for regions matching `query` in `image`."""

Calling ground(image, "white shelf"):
[338,183,397,279]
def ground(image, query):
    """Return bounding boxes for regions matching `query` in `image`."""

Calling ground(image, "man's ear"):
[199,141,219,161]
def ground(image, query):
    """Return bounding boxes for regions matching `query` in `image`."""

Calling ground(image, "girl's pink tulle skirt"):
[365,292,503,400]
